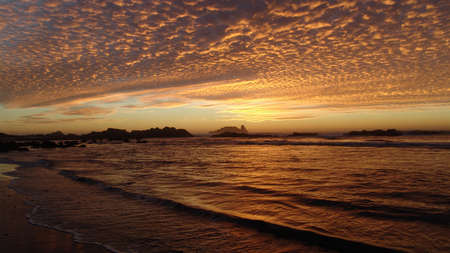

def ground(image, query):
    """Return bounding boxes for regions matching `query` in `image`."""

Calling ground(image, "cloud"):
[3,104,118,126]
[60,106,115,116]
[0,0,449,122]
[181,118,206,122]
[5,115,106,126]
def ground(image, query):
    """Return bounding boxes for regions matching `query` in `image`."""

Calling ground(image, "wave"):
[58,170,102,184]
[57,170,405,253]
[235,140,450,149]
[0,158,54,170]
[232,185,450,226]
[299,197,450,225]
[236,185,279,195]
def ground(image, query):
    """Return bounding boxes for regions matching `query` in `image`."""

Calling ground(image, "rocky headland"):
[83,127,193,140]
[0,127,193,152]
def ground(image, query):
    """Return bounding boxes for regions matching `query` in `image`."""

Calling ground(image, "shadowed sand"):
[0,166,112,253]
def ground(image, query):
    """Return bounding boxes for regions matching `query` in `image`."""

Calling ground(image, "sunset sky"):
[1,0,449,135]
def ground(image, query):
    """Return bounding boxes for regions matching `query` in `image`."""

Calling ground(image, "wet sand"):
[0,171,112,253]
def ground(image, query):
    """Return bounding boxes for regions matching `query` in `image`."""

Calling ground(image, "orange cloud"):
[60,106,116,116]
[0,0,449,123]
[5,115,106,126]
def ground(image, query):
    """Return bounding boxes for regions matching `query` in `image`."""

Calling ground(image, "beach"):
[0,164,111,253]
[1,135,449,252]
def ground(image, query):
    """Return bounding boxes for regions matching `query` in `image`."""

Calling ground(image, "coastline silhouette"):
[1,127,447,152]
[0,127,193,152]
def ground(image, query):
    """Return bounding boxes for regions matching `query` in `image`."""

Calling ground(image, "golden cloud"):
[0,0,449,122]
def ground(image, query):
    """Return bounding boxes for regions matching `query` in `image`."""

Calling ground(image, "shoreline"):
[0,165,112,253]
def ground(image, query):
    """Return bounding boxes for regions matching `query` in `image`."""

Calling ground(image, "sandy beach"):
[0,164,112,253]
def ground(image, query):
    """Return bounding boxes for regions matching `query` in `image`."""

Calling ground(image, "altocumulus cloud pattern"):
[1,0,449,120]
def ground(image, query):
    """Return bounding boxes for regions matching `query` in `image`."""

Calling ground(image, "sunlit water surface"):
[1,136,450,253]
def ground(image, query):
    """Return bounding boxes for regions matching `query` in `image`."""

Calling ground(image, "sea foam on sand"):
[0,163,112,253]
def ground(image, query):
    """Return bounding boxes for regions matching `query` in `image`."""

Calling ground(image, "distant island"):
[289,132,318,137]
[344,129,447,136]
[344,129,402,136]
[0,127,193,152]
[406,130,442,135]
[209,125,248,135]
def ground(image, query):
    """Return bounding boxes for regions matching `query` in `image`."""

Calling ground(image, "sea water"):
[1,135,449,253]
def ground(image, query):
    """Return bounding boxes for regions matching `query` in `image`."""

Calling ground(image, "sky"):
[1,0,449,135]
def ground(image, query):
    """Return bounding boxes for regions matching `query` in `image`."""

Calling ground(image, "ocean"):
[1,135,450,253]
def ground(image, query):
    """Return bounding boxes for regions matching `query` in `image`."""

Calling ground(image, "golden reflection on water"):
[3,137,450,252]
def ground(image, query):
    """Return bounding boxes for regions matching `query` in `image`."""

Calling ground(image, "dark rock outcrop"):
[0,127,193,152]
[0,133,10,138]
[0,141,17,152]
[83,128,129,141]
[290,132,318,137]
[130,127,193,139]
[209,125,248,135]
[64,127,193,141]
[0,140,82,152]
[406,130,441,135]
[344,129,402,136]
